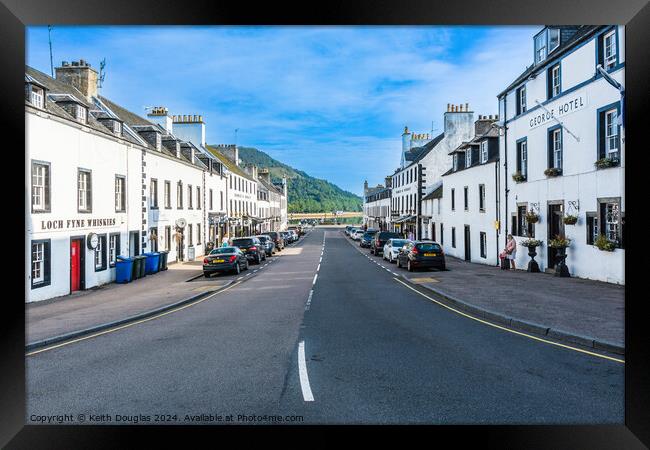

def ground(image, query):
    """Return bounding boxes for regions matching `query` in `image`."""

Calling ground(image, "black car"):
[255,235,275,256]
[203,246,249,276]
[360,230,378,248]
[280,231,294,244]
[370,231,402,256]
[396,241,446,272]
[231,237,267,264]
[266,231,284,251]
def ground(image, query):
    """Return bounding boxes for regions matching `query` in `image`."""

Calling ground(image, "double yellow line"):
[27,281,242,357]
[393,277,624,364]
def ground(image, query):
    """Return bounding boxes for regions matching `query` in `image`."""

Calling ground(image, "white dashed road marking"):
[298,341,315,402]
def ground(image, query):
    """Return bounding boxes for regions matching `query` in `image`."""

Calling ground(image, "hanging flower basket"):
[594,234,616,251]
[512,172,526,183]
[548,235,571,249]
[594,157,619,169]
[563,214,578,225]
[524,210,539,223]
[544,167,562,177]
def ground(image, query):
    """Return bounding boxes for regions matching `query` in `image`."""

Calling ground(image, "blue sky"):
[26,26,540,195]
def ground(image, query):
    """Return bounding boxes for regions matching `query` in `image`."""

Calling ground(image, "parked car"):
[351,229,365,241]
[345,225,354,236]
[255,235,275,256]
[266,231,284,251]
[289,226,303,237]
[383,238,410,263]
[203,246,249,276]
[231,237,266,264]
[281,231,294,244]
[360,230,378,248]
[396,241,446,272]
[288,229,299,242]
[370,231,402,256]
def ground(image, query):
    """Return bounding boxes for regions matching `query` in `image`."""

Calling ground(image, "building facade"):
[26,59,287,303]
[441,116,501,265]
[498,25,625,283]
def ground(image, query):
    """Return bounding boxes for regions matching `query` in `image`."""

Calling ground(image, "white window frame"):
[535,33,547,63]
[520,141,528,177]
[605,108,619,156]
[32,163,48,211]
[604,30,617,70]
[552,129,563,169]
[109,234,118,266]
[480,141,488,163]
[453,154,458,170]
[78,170,91,212]
[465,150,472,167]
[95,237,103,270]
[164,181,171,208]
[115,176,125,212]
[32,242,45,283]
[150,179,158,208]
[548,28,560,53]
[519,86,527,114]
[31,87,44,108]
[76,105,87,123]
[551,65,561,97]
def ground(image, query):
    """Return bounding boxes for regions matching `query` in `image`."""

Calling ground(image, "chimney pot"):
[495,114,499,120]
[447,103,450,112]
[465,102,469,111]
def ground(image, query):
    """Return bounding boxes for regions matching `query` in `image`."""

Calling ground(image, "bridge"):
[289,211,363,220]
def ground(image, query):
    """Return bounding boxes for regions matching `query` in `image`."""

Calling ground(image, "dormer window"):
[76,105,87,124]
[30,86,44,109]
[113,120,121,136]
[534,28,561,64]
[465,150,472,168]
[155,133,161,151]
[480,141,488,163]
[453,154,458,170]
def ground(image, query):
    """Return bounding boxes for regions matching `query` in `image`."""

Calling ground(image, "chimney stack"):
[55,59,98,102]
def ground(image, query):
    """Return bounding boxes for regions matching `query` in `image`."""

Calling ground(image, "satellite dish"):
[175,218,187,228]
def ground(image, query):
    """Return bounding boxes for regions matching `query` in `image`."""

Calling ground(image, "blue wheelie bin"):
[144,252,161,274]
[115,256,134,283]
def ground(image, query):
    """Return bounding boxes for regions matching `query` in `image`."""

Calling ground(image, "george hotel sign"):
[36,217,119,231]
[528,91,587,130]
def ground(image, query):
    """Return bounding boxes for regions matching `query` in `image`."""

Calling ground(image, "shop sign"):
[37,217,118,231]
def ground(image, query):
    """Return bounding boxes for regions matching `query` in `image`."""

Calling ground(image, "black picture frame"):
[3,0,648,447]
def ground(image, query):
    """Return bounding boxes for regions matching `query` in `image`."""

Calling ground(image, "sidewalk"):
[402,256,624,352]
[26,260,217,344]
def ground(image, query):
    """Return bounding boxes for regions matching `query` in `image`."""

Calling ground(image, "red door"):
[70,240,81,292]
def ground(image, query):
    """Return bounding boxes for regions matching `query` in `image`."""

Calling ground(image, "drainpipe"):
[502,95,509,254]
[495,155,500,266]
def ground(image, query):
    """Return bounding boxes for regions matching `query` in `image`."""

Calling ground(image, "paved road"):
[26,227,623,424]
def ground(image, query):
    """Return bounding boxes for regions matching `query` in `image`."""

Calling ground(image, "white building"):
[390,105,474,239]
[498,25,625,283]
[440,116,501,265]
[362,180,391,231]
[26,60,234,302]
[206,145,259,238]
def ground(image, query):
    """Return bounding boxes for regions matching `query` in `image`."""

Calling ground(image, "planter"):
[594,234,617,251]
[544,167,562,177]
[552,246,571,277]
[512,172,526,183]
[563,215,578,225]
[526,246,540,273]
[594,157,619,169]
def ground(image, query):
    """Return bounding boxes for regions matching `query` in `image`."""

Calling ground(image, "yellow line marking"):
[26,281,243,356]
[393,277,624,364]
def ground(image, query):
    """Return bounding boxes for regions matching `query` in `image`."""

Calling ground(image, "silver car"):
[383,238,410,263]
